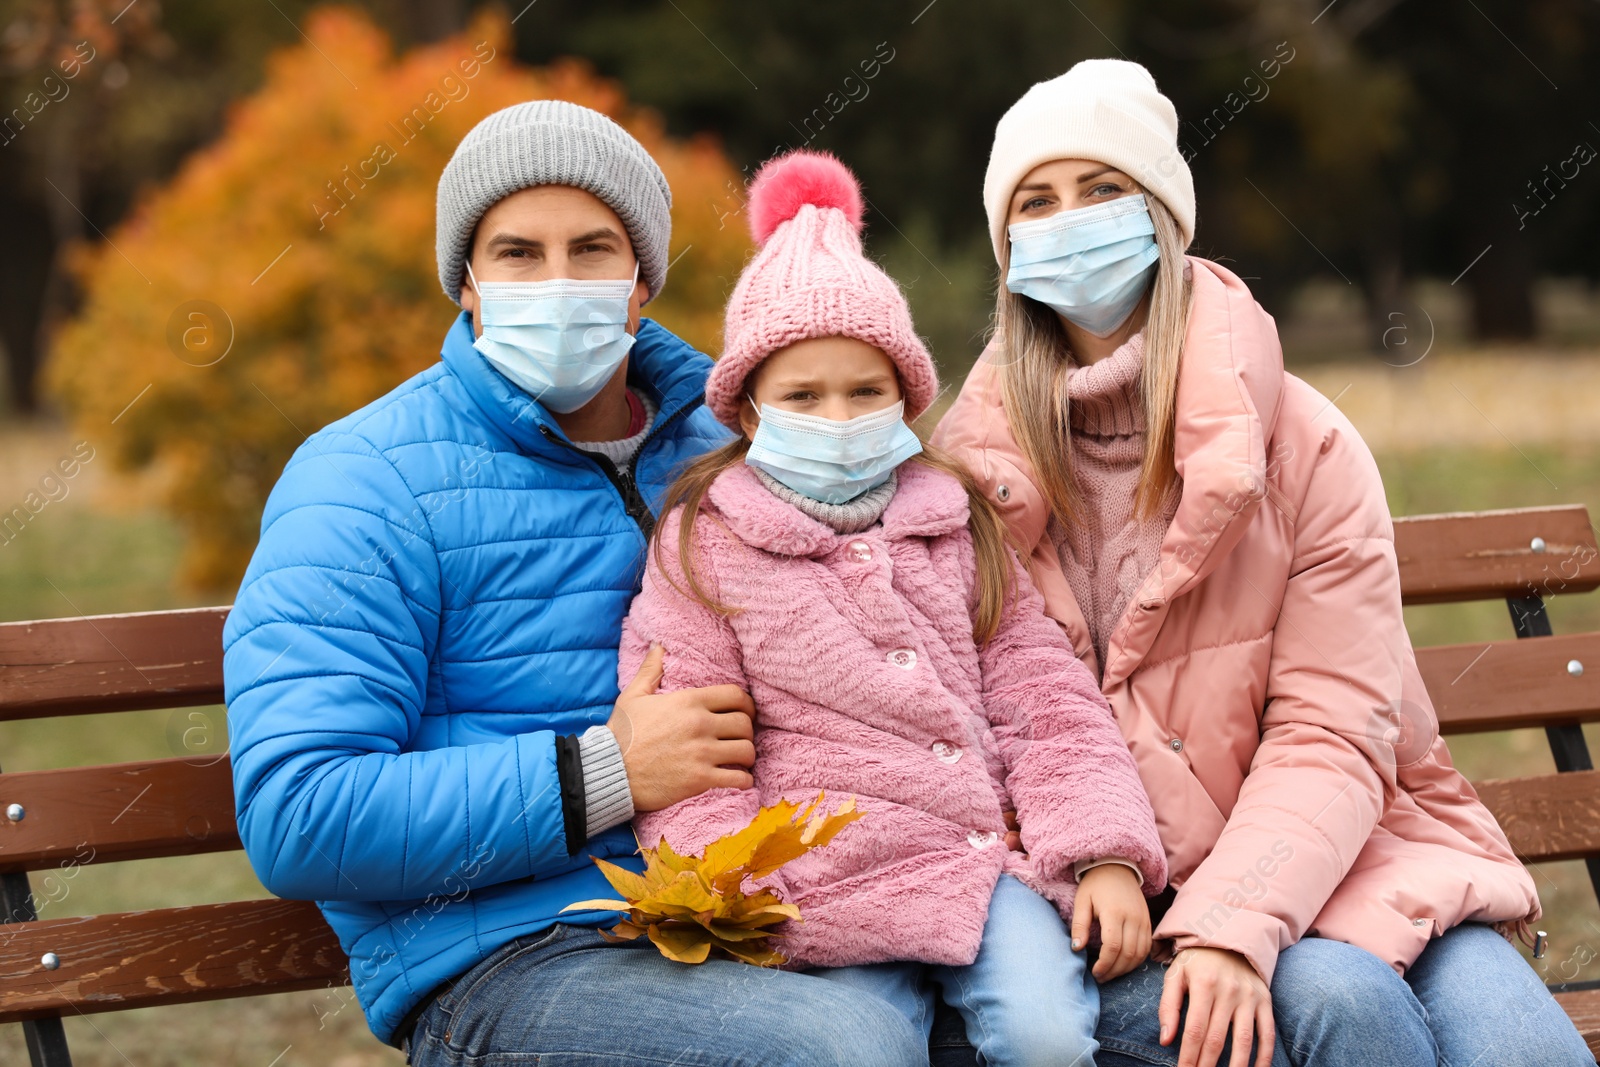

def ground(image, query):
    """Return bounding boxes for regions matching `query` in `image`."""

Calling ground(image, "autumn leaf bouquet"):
[563,794,860,966]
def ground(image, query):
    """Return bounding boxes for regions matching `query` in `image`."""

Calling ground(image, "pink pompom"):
[746,150,865,246]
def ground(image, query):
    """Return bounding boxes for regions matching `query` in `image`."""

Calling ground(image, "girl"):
[933,59,1592,1067]
[619,151,1169,1067]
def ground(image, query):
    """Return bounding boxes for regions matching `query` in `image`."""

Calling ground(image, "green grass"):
[2,444,1599,1062]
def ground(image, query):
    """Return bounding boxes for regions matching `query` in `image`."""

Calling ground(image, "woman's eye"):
[1089,183,1124,198]
[1022,196,1051,212]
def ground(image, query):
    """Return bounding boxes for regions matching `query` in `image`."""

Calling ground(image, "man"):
[223,101,926,1066]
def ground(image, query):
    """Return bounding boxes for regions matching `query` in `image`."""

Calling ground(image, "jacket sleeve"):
[981,553,1167,892]
[621,510,764,860]
[1154,410,1401,984]
[224,431,574,902]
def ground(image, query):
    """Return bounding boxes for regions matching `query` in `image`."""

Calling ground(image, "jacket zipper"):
[537,398,699,539]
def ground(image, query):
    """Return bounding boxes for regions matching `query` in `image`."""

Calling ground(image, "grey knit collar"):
[751,468,898,534]
[581,389,657,474]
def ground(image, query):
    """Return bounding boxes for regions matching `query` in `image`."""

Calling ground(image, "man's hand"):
[1071,862,1150,981]
[609,643,757,812]
[1159,946,1275,1067]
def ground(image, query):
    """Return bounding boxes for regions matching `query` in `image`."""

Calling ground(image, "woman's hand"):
[1159,946,1275,1067]
[1070,863,1150,981]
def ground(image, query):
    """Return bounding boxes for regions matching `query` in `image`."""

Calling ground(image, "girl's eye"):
[853,387,883,397]
[782,391,815,402]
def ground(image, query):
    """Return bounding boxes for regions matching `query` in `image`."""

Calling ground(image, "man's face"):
[459,185,649,339]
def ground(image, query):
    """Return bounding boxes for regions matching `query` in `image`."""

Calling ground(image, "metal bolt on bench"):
[1,505,1598,1063]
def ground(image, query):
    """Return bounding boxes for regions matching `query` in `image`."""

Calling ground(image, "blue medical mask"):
[466,261,638,413]
[1005,193,1160,338]
[746,400,923,506]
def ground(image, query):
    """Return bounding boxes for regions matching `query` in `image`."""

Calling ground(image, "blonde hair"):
[652,439,1016,646]
[993,191,1191,525]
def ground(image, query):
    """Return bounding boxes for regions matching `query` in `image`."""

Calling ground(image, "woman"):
[933,59,1592,1067]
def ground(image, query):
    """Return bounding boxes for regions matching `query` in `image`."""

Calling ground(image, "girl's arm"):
[979,551,1167,892]
[1154,405,1399,985]
[622,511,763,857]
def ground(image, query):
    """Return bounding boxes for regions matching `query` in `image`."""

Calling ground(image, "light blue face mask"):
[1005,193,1160,338]
[746,400,923,505]
[467,261,638,413]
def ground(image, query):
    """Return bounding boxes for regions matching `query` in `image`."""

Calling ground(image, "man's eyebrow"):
[485,232,542,251]
[568,227,624,246]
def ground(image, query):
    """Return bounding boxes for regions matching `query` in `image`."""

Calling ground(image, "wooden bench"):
[2,504,1599,1063]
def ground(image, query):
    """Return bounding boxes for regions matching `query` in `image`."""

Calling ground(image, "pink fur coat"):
[620,460,1166,968]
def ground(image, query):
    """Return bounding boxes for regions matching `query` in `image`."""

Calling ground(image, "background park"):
[1,0,1598,1062]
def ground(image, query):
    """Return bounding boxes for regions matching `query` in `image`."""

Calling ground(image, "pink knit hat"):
[705,151,937,429]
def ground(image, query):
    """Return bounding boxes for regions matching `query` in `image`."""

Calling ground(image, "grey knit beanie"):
[435,100,673,305]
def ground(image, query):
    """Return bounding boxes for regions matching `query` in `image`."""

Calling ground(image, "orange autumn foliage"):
[564,794,864,967]
[46,5,752,590]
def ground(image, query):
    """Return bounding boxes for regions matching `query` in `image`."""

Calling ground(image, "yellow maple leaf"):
[561,792,862,966]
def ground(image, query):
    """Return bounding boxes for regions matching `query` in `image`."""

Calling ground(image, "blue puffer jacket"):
[223,313,730,1043]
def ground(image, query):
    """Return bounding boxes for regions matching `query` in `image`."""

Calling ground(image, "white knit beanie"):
[983,59,1195,263]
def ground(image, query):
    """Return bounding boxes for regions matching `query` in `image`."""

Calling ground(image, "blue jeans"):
[1271,922,1594,1066]
[404,923,926,1066]
[809,874,1100,1067]
[961,922,1588,1067]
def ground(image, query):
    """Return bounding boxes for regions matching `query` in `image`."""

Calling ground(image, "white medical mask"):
[1005,193,1159,337]
[466,261,638,413]
[746,400,923,506]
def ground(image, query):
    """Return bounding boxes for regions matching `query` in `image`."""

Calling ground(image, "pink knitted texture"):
[621,461,1166,969]
[1049,334,1179,678]
[705,151,937,428]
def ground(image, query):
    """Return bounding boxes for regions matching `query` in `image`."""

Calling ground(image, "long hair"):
[650,436,1017,646]
[993,192,1191,527]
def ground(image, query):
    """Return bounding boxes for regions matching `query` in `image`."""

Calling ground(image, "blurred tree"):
[508,0,1599,348]
[0,0,477,416]
[1362,0,1600,339]
[45,6,751,590]
[0,0,166,413]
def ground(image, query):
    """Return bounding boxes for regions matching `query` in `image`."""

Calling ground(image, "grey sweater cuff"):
[578,724,634,837]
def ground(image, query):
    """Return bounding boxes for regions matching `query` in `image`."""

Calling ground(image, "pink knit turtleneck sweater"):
[1048,333,1180,680]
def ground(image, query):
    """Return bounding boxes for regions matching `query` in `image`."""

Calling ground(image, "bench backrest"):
[2,504,1598,1062]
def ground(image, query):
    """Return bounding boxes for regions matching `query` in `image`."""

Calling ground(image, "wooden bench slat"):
[0,898,348,1023]
[0,757,238,874]
[0,606,230,722]
[1553,988,1600,1056]
[1476,770,1600,863]
[1419,632,1600,734]
[1396,505,1599,605]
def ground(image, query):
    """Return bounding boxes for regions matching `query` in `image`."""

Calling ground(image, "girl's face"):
[1005,158,1141,227]
[738,336,902,438]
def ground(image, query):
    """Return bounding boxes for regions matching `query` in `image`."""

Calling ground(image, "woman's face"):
[1006,158,1141,227]
[738,337,902,438]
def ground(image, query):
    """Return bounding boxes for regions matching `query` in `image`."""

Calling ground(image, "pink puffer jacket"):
[931,256,1539,984]
[621,460,1167,969]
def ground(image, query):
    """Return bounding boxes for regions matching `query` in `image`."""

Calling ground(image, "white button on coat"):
[847,541,873,563]
[931,740,962,763]
[887,648,917,670]
[967,829,998,849]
